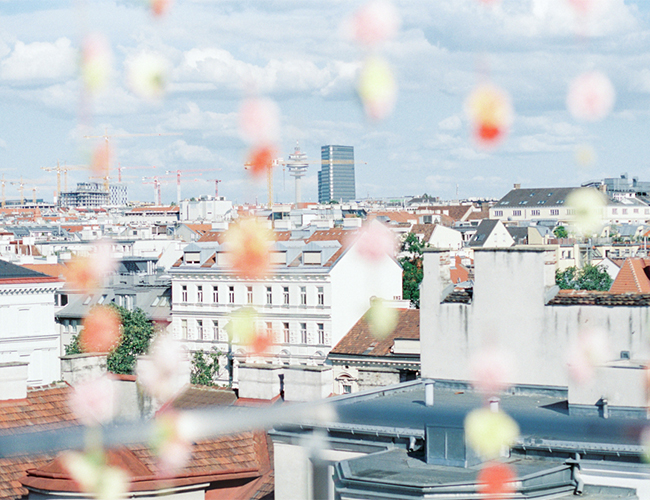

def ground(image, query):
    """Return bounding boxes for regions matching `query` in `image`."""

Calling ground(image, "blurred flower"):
[81,33,113,94]
[347,1,400,46]
[354,222,395,261]
[126,52,169,100]
[246,144,277,177]
[64,241,116,293]
[251,329,274,355]
[567,0,595,14]
[465,83,513,147]
[80,306,122,354]
[574,143,597,169]
[150,0,173,16]
[69,375,117,426]
[566,187,606,237]
[63,451,129,500]
[137,334,188,402]
[224,217,274,278]
[364,298,398,339]
[567,327,610,385]
[150,411,192,477]
[465,408,519,460]
[226,308,259,345]
[357,55,397,122]
[91,143,112,178]
[469,346,514,395]
[238,97,281,145]
[567,71,615,122]
[477,462,516,499]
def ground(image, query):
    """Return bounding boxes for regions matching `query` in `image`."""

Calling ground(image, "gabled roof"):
[467,219,500,247]
[609,258,650,294]
[493,187,577,208]
[329,309,419,357]
[0,260,61,284]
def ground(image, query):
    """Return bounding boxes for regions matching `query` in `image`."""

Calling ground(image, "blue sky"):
[0,0,648,205]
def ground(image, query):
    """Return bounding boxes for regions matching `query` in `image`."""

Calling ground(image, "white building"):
[0,260,63,385]
[169,226,403,383]
[180,196,233,222]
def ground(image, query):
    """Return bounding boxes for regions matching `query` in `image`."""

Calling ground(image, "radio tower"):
[285,141,309,205]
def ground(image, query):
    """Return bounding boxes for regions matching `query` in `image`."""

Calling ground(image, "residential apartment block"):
[169,226,402,382]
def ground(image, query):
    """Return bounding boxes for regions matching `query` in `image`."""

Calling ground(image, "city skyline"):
[0,1,649,205]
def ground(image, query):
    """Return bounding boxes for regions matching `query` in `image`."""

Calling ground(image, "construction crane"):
[117,164,157,183]
[204,179,222,198]
[165,168,219,205]
[83,128,181,192]
[9,177,24,205]
[244,159,282,208]
[41,161,87,201]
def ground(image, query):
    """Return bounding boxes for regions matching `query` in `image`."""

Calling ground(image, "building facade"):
[169,227,402,384]
[318,145,355,204]
[60,182,110,208]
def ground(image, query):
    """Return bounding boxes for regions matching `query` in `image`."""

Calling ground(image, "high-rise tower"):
[317,145,355,204]
[286,141,309,204]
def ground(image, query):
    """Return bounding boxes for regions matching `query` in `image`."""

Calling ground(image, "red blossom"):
[80,306,122,354]
[477,462,516,499]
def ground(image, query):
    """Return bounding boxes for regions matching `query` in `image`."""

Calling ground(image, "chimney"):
[0,362,28,400]
[513,183,521,190]
[424,379,435,407]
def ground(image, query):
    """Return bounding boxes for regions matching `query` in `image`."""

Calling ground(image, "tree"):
[65,305,155,375]
[190,348,221,386]
[553,226,568,239]
[399,232,428,308]
[555,264,612,291]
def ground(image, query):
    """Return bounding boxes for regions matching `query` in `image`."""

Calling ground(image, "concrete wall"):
[283,365,333,402]
[238,364,282,400]
[357,368,400,391]
[420,247,650,395]
[0,362,28,400]
[61,354,107,385]
[430,225,463,250]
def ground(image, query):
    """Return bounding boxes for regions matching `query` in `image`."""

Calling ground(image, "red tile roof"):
[21,263,67,279]
[609,258,650,294]
[329,309,419,357]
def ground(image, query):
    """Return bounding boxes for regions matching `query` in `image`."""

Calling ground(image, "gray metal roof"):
[494,187,576,208]
[0,259,52,279]
[468,219,500,247]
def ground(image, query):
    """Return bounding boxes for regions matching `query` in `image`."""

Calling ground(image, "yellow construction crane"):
[83,129,181,192]
[10,177,24,205]
[41,161,86,200]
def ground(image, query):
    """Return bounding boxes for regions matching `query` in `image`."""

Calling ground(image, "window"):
[197,320,204,340]
[181,319,187,339]
[317,287,324,306]
[283,322,290,343]
[83,295,92,305]
[300,287,307,306]
[318,323,325,345]
[622,208,628,215]
[566,209,575,215]
[634,208,639,214]
[531,210,540,216]
[303,251,321,265]
[229,286,235,304]
[247,286,253,304]
[266,286,272,305]
[213,286,218,303]
[283,287,289,305]
[300,323,307,344]
[550,209,559,216]
[612,208,618,214]
[494,210,503,217]
[197,285,203,302]
[342,384,352,394]
[213,320,219,340]
[270,251,286,264]
[181,285,188,302]
[266,321,273,337]
[98,294,107,305]
[152,296,160,306]
[512,210,522,216]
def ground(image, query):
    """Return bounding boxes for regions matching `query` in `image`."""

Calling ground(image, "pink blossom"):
[137,334,188,402]
[354,221,396,261]
[69,375,116,426]
[238,97,281,145]
[566,327,610,385]
[567,71,615,122]
[348,1,400,47]
[469,346,514,395]
[465,83,514,148]
[150,411,192,477]
[357,55,397,122]
[81,33,113,94]
[125,52,169,100]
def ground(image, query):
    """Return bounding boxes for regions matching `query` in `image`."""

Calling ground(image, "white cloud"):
[0,138,6,149]
[0,37,76,81]
[167,139,216,163]
[438,115,462,131]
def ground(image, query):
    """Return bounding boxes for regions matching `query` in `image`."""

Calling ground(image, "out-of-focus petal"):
[150,411,192,477]
[364,298,398,339]
[477,462,516,499]
[80,306,122,354]
[136,334,188,402]
[465,84,513,148]
[567,71,615,122]
[91,143,112,178]
[574,144,597,169]
[239,97,281,145]
[69,375,117,426]
[81,33,113,94]
[357,55,397,122]
[465,408,519,460]
[566,327,610,385]
[63,451,130,500]
[226,308,259,345]
[245,144,277,178]
[126,52,169,100]
[348,1,400,46]
[224,218,274,279]
[65,256,100,293]
[354,222,396,261]
[470,346,514,395]
[150,0,173,16]
[566,187,606,237]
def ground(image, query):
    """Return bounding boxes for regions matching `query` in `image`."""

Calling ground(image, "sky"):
[0,0,649,206]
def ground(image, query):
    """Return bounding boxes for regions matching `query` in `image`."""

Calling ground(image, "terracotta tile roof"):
[21,263,67,279]
[410,224,435,243]
[547,289,650,306]
[329,309,419,357]
[184,224,214,234]
[415,205,472,222]
[609,258,650,294]
[442,289,473,304]
[170,386,237,409]
[367,211,417,224]
[0,384,75,431]
[465,209,489,221]
[450,256,470,284]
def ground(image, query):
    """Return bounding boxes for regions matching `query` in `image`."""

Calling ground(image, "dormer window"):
[270,251,286,265]
[185,252,200,265]
[303,251,321,265]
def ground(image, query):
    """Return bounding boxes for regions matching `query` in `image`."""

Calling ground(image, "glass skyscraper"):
[318,145,355,204]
